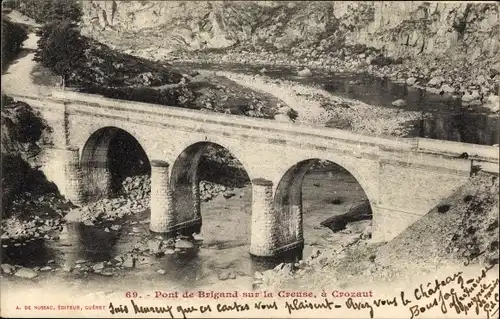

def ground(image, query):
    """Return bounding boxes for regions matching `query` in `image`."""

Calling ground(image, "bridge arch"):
[273,158,374,256]
[169,141,252,235]
[80,126,151,201]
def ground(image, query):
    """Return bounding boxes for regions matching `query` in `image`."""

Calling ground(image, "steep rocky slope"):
[81,1,500,69]
[81,2,498,58]
[79,1,500,112]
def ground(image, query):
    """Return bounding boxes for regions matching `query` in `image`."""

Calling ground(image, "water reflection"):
[1,239,56,267]
[59,223,118,264]
[416,113,499,145]
[3,171,371,292]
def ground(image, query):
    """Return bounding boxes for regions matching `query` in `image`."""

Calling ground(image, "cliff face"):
[80,1,500,67]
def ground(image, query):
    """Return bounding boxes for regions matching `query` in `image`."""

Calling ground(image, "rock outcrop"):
[78,2,500,112]
[80,1,500,69]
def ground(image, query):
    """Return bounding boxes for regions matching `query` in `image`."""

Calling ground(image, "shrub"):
[1,17,28,70]
[437,204,451,214]
[34,20,88,86]
[16,0,82,23]
[286,108,299,121]
[1,95,55,217]
[1,94,47,153]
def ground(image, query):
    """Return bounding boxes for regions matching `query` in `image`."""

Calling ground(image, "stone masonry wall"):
[11,91,499,248]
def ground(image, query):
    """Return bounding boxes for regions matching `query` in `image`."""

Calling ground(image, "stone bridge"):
[11,90,499,258]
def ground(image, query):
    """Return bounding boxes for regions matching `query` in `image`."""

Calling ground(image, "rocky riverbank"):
[172,49,499,113]
[1,172,246,280]
[1,171,246,243]
[65,174,245,225]
[215,71,422,136]
[252,171,499,291]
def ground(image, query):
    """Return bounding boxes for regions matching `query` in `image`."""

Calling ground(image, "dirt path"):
[214,71,330,125]
[2,12,51,97]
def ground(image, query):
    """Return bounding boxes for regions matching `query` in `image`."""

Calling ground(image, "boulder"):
[297,68,312,77]
[428,76,445,87]
[192,233,203,241]
[273,263,293,276]
[391,99,407,107]
[164,248,175,255]
[14,267,38,279]
[1,264,15,274]
[406,77,417,85]
[92,262,105,272]
[361,224,373,239]
[440,84,455,94]
[62,263,73,272]
[122,257,135,268]
[175,239,195,249]
[484,94,499,112]
[218,271,230,281]
[462,93,477,102]
[147,239,163,252]
[223,192,236,199]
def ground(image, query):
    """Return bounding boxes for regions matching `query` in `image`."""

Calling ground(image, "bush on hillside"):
[1,17,28,70]
[370,54,404,67]
[1,94,48,156]
[14,0,82,23]
[83,86,197,108]
[34,20,88,86]
[34,19,183,89]
[1,95,54,218]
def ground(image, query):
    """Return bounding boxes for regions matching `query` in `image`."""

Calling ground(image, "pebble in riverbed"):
[1,192,69,242]
[391,99,407,107]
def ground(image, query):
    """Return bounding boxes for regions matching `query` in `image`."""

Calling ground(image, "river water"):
[2,170,368,292]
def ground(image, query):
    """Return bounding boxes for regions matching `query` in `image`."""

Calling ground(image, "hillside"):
[82,1,500,61]
[257,171,499,291]
[79,1,500,112]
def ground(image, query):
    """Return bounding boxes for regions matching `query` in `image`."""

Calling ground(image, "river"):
[2,169,368,292]
[173,62,499,146]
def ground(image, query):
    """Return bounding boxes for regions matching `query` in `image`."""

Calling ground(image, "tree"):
[1,17,28,70]
[34,20,88,86]
[16,0,82,23]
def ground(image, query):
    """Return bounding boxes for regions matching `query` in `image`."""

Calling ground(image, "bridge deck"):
[9,89,500,164]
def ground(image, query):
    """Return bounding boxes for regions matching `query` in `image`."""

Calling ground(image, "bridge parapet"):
[415,138,499,161]
[15,90,416,149]
[6,89,498,256]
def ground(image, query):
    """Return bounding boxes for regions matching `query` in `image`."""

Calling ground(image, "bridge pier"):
[249,178,279,257]
[250,178,305,259]
[149,160,175,234]
[62,148,84,205]
[40,147,84,205]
